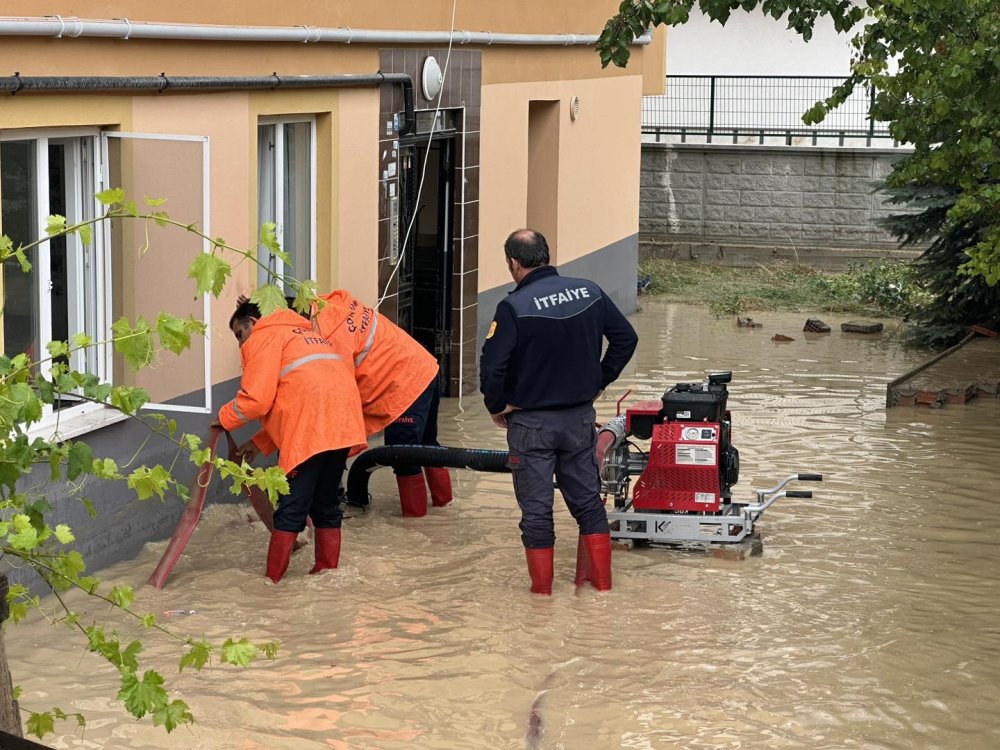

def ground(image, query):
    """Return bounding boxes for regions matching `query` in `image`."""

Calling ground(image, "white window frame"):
[102,131,213,415]
[257,116,317,294]
[1,127,109,430]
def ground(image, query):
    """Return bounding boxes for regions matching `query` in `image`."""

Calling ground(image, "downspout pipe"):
[0,72,415,136]
[0,17,652,48]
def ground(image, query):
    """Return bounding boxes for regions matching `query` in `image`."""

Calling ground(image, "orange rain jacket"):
[312,290,439,436]
[218,308,366,473]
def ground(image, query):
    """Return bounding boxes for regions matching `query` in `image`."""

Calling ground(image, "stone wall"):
[640,143,923,269]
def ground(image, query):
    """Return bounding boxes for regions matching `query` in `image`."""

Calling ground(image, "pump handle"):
[785,491,812,498]
[797,473,823,481]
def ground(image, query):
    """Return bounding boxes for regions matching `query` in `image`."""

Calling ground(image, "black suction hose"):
[346,445,510,507]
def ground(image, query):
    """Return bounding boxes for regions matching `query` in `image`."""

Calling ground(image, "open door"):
[397,131,455,395]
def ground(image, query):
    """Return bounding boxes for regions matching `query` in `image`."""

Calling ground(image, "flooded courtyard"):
[8,298,1000,749]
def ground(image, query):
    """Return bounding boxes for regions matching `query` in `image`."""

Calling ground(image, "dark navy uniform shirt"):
[480,266,639,414]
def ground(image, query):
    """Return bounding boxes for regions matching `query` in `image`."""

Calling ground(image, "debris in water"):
[841,320,884,334]
[803,318,831,333]
[162,609,198,618]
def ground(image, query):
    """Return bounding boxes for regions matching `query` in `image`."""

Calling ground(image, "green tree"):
[598,0,1000,286]
[0,190,308,739]
[880,183,1000,347]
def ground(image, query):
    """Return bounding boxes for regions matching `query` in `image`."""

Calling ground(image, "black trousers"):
[383,378,441,477]
[273,448,349,533]
[505,403,610,549]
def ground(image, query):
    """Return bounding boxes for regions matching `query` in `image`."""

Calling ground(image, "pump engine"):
[598,371,821,546]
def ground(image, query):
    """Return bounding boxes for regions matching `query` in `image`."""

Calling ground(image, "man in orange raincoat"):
[312,290,451,517]
[218,300,367,583]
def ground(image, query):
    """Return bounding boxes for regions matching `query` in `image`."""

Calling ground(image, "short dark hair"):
[229,300,262,329]
[504,228,549,268]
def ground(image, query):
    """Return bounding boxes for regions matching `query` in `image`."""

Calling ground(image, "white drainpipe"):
[0,16,652,47]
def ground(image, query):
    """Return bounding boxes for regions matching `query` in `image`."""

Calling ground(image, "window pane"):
[1,140,40,362]
[282,121,311,294]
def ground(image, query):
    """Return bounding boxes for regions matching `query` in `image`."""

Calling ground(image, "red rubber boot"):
[525,547,554,595]
[309,527,342,574]
[265,530,299,583]
[580,532,612,591]
[424,467,453,507]
[396,473,428,517]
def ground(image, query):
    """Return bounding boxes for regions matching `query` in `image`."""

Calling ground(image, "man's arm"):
[479,301,518,416]
[599,296,639,388]
[218,331,282,431]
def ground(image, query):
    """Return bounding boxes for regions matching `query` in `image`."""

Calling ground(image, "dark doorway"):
[397,131,456,395]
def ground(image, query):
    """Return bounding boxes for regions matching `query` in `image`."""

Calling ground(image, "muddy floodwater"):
[8,299,1000,750]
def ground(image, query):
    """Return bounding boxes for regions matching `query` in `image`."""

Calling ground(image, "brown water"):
[9,299,1000,750]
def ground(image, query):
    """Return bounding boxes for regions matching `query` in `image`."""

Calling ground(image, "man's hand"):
[208,420,223,431]
[490,404,517,429]
[236,440,260,463]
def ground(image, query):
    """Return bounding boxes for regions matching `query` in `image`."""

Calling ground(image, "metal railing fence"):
[643,75,893,146]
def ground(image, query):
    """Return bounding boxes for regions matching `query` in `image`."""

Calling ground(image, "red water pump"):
[598,371,820,546]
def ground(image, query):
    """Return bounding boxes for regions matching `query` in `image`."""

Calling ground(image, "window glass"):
[257,119,313,296]
[1,140,40,362]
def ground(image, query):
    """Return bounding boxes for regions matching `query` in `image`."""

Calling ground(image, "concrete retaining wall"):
[640,143,923,269]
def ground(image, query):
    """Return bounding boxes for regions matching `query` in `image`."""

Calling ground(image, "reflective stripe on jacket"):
[218,308,366,472]
[312,290,439,436]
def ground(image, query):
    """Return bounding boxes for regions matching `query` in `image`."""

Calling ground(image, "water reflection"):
[9,300,1000,749]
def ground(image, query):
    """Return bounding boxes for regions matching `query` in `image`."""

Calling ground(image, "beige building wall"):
[478,75,643,292]
[1,2,656,400]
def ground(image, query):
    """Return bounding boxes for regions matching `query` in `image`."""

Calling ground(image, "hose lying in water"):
[346,444,511,507]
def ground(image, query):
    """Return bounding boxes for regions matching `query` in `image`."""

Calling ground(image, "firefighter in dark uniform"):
[480,228,638,595]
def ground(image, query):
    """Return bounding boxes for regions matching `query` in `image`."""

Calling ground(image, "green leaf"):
[260,222,288,262]
[187,253,232,297]
[144,195,167,207]
[7,513,40,550]
[46,214,68,236]
[220,638,258,667]
[179,640,212,672]
[250,285,288,317]
[45,340,69,359]
[54,524,75,544]
[13,247,31,273]
[67,441,94,481]
[37,376,55,404]
[127,465,172,500]
[111,316,154,371]
[117,670,166,720]
[142,613,157,628]
[153,699,194,733]
[96,187,125,206]
[78,223,93,245]
[72,332,94,348]
[109,385,150,415]
[26,712,55,739]
[156,312,192,355]
[109,584,135,610]
[91,458,120,479]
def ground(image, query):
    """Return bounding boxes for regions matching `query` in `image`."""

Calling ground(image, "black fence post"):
[867,85,877,147]
[707,76,716,142]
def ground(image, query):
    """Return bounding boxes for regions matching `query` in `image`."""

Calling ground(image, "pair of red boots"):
[396,468,453,517]
[525,532,612,595]
[524,531,611,596]
[266,527,341,583]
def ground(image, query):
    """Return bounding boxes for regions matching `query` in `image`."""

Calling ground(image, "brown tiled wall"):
[378,48,481,397]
